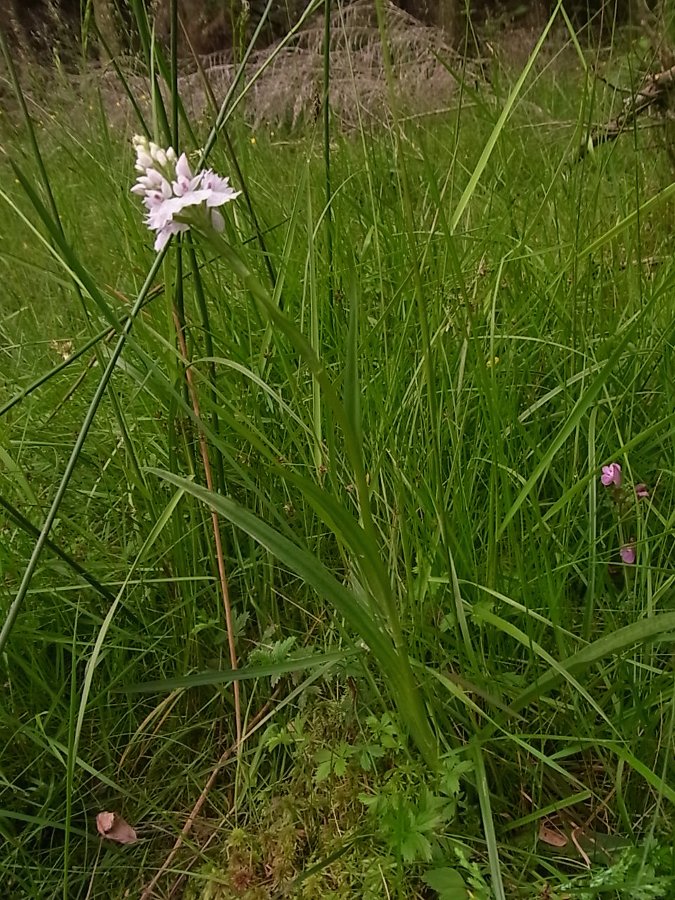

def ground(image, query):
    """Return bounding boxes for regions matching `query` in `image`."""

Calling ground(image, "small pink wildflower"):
[601,463,622,487]
[131,137,240,251]
[634,483,649,500]
[620,544,636,565]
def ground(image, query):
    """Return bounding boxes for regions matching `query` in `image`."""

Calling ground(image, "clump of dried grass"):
[98,0,464,131]
[247,0,462,127]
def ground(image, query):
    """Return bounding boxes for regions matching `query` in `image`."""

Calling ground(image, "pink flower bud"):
[620,544,636,565]
[601,463,622,487]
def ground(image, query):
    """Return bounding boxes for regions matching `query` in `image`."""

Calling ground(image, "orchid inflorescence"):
[600,461,650,566]
[131,136,240,251]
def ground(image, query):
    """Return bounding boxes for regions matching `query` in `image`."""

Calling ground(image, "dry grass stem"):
[172,308,242,747]
[139,691,280,900]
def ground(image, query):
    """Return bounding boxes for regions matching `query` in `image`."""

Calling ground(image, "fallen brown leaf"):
[538,822,568,848]
[96,811,137,844]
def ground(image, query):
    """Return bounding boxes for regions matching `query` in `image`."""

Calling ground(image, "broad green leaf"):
[422,868,469,900]
[148,467,398,668]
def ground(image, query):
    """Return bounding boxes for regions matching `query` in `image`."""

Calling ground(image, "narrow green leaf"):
[449,1,563,233]
[496,287,662,538]
[69,487,186,807]
[344,267,361,446]
[475,609,614,730]
[148,467,438,766]
[471,742,506,900]
[609,743,675,808]
[502,790,593,832]
[122,650,353,694]
[1,172,120,330]
[511,612,675,714]
[0,249,166,657]
[581,181,675,257]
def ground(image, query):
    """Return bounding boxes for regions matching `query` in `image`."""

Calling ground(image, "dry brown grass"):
[97,0,465,132]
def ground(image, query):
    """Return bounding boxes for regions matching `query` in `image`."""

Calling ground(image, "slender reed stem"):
[172,309,242,746]
[139,688,279,900]
[187,238,225,494]
[0,495,117,606]
[178,16,278,292]
[323,0,334,306]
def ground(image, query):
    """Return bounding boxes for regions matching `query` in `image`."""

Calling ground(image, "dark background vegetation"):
[2,0,658,60]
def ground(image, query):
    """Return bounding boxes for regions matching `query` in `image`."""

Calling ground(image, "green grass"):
[1,7,675,898]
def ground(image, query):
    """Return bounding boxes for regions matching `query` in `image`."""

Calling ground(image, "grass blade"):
[471,742,507,900]
[510,611,675,714]
[449,1,563,233]
[0,250,166,656]
[149,466,438,766]
[123,650,354,693]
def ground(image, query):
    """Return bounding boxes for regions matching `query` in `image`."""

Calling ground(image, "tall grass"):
[1,3,674,897]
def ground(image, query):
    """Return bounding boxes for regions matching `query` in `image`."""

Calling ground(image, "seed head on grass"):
[131,135,240,251]
[600,462,622,487]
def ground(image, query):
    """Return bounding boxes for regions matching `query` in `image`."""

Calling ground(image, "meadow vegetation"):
[1,2,674,898]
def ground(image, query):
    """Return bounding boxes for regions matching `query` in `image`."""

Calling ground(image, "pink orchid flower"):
[131,137,240,252]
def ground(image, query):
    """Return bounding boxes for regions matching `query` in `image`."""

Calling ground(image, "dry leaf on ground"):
[538,822,568,848]
[96,811,137,844]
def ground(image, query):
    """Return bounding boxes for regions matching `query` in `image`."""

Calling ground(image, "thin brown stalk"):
[139,691,279,900]
[172,309,241,746]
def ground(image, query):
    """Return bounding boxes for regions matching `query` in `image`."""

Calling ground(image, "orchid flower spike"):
[131,137,240,252]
